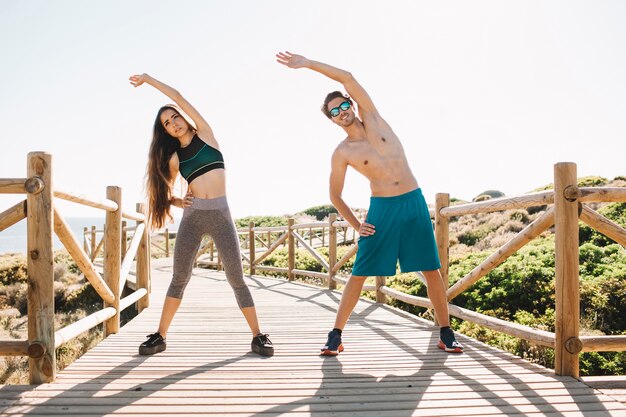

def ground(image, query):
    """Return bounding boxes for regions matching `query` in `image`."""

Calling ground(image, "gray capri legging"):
[167,196,254,309]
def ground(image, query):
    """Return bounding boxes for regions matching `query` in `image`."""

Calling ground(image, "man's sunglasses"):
[329,101,351,118]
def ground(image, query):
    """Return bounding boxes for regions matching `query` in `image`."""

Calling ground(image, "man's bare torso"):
[336,115,418,197]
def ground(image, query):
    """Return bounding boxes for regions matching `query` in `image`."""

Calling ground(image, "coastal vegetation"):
[1,176,624,382]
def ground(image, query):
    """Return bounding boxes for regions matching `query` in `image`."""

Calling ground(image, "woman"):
[129,73,273,356]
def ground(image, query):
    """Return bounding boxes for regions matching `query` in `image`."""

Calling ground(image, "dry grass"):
[0,250,108,384]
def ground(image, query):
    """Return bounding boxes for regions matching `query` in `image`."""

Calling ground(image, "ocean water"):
[0,217,180,255]
[0,217,107,255]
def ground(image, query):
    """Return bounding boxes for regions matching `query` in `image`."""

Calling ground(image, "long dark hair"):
[145,105,194,229]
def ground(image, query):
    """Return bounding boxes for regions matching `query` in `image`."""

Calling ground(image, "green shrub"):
[235,215,287,229]
[457,225,493,246]
[473,194,492,202]
[301,204,338,221]
[0,254,28,285]
[476,190,505,199]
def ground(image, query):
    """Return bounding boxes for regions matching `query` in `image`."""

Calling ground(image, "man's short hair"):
[321,91,353,119]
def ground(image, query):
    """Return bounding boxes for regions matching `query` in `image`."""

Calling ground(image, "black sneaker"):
[252,333,274,357]
[139,332,166,355]
[438,328,464,353]
[320,329,344,356]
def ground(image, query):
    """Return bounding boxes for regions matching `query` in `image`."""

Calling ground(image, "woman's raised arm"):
[129,73,217,147]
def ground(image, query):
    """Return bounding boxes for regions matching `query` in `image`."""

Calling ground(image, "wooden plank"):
[3,258,624,416]
[440,191,554,217]
[54,307,116,347]
[0,178,26,194]
[553,162,580,377]
[104,186,122,336]
[26,151,55,384]
[580,205,626,248]
[0,200,26,232]
[118,222,145,295]
[581,335,626,352]
[292,231,330,271]
[0,340,29,356]
[447,207,554,300]
[53,188,117,212]
[135,203,150,312]
[253,231,288,265]
[53,206,115,304]
[435,193,450,290]
[576,187,626,203]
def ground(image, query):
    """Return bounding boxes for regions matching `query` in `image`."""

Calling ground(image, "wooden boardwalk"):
[1,258,625,416]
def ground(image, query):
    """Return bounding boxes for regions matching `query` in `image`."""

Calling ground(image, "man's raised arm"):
[276,51,379,116]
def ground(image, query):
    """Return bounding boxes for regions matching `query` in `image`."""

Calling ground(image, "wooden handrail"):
[580,205,626,247]
[53,207,115,305]
[4,154,625,383]
[54,307,117,347]
[0,200,27,232]
[0,340,30,356]
[54,189,118,212]
[118,222,145,296]
[0,178,27,194]
[292,230,330,271]
[446,207,555,300]
[581,336,626,352]
[570,186,626,203]
[439,191,554,217]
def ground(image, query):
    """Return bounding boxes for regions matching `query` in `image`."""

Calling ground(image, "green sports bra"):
[176,135,225,183]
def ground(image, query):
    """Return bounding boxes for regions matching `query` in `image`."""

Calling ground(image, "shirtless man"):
[276,51,463,355]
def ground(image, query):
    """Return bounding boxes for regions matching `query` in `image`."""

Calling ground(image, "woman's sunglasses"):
[329,101,351,118]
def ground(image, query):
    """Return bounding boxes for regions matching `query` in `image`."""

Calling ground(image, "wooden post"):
[90,225,96,261]
[434,193,451,326]
[83,226,88,255]
[328,213,337,289]
[376,276,386,303]
[136,203,150,312]
[104,186,122,336]
[26,152,55,384]
[165,228,170,257]
[121,220,127,258]
[435,194,450,291]
[209,239,214,262]
[288,218,295,281]
[249,221,256,275]
[554,162,580,377]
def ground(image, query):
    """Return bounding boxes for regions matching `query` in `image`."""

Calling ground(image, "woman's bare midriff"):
[187,169,227,198]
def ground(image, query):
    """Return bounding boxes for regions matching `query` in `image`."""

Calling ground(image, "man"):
[276,51,463,355]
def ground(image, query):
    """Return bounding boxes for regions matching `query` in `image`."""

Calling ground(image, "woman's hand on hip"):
[181,190,194,208]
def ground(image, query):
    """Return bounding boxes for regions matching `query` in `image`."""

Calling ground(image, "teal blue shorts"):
[351,188,441,276]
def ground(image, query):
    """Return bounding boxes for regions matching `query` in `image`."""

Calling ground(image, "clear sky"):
[1,1,625,221]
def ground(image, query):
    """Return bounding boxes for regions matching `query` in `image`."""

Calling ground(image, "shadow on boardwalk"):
[0,270,618,416]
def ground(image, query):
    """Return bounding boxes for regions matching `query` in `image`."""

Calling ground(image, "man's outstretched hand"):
[276,51,309,69]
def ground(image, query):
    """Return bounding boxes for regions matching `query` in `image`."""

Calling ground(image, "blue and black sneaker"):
[320,329,344,356]
[139,332,166,355]
[438,327,464,353]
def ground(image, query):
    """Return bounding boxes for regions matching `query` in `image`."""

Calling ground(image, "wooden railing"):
[84,225,172,260]
[3,157,623,382]
[195,216,359,289]
[0,152,151,384]
[198,162,625,378]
